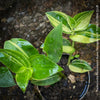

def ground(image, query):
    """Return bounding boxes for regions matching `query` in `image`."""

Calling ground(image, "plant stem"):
[67,40,75,66]
[34,86,45,100]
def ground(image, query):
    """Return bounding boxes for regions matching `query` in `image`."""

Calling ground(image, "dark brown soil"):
[0,0,100,100]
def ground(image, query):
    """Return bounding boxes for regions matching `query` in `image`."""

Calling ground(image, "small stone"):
[19,12,25,15]
[20,23,24,27]
[14,25,19,28]
[23,16,29,20]
[42,28,47,34]
[68,74,76,83]
[36,26,40,30]
[2,27,7,30]
[24,96,27,98]
[28,23,34,26]
[33,18,36,22]
[70,96,72,98]
[34,41,40,47]
[27,35,30,37]
[39,22,45,28]
[1,18,7,23]
[34,13,42,18]
[73,85,76,89]
[43,16,47,20]
[7,17,14,23]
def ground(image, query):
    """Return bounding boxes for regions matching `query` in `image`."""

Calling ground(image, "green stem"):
[67,33,75,66]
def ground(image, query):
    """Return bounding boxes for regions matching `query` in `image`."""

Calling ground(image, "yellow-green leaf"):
[15,67,33,93]
[0,49,31,73]
[70,31,100,43]
[46,11,72,34]
[63,38,75,54]
[69,59,92,73]
[4,38,39,58]
[63,46,75,54]
[74,11,94,31]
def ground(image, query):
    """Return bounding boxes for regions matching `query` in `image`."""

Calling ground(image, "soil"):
[0,0,100,100]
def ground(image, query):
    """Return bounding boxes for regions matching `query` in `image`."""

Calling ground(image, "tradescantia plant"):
[45,10,100,73]
[0,10,100,94]
[0,23,64,93]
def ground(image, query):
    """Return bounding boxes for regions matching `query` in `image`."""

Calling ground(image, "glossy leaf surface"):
[69,59,92,73]
[15,68,33,93]
[73,11,94,31]
[0,49,31,73]
[46,11,72,34]
[30,55,63,80]
[31,73,62,86]
[0,67,16,87]
[70,31,100,43]
[43,23,63,63]
[86,24,100,34]
[63,38,75,54]
[4,38,39,58]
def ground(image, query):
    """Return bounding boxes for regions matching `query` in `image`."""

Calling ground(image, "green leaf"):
[31,73,62,86]
[63,46,75,54]
[0,49,31,73]
[43,23,63,63]
[46,11,72,34]
[74,54,80,58]
[70,31,100,43]
[29,55,63,80]
[63,38,75,54]
[69,59,92,73]
[4,38,39,58]
[86,24,100,34]
[63,38,71,46]
[15,68,33,93]
[73,11,94,31]
[66,15,76,30]
[0,67,16,87]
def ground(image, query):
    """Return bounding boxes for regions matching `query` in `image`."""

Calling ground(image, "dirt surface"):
[0,0,100,100]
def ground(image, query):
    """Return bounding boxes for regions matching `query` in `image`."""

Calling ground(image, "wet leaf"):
[0,49,31,73]
[63,46,75,54]
[63,38,75,54]
[43,23,63,63]
[69,59,92,73]
[70,31,100,43]
[46,11,72,34]
[15,68,33,93]
[63,38,71,46]
[86,24,100,34]
[73,11,94,31]
[31,73,62,86]
[4,38,39,58]
[29,55,63,80]
[0,67,16,87]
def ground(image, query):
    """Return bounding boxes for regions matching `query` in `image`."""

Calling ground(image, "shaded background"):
[0,0,100,100]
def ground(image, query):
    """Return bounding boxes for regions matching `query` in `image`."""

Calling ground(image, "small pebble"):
[73,85,76,89]
[68,74,76,83]
[7,17,14,23]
